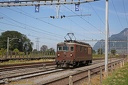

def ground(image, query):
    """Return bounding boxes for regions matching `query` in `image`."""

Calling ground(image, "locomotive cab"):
[56,42,75,68]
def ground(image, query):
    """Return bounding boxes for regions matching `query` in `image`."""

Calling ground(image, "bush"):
[0,48,6,55]
[13,48,19,55]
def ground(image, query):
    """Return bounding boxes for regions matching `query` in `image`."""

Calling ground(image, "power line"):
[6,7,71,36]
[88,3,104,25]
[122,0,128,26]
[63,5,104,33]
[0,11,64,39]
[111,0,124,29]
[7,7,103,41]
[62,5,105,40]
[0,21,62,42]
[60,11,105,40]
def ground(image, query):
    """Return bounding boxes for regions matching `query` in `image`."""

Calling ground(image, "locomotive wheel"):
[77,62,80,67]
[56,64,61,68]
[65,64,69,68]
[73,62,79,67]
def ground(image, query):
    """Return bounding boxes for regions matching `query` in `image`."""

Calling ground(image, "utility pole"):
[56,5,60,19]
[127,33,128,58]
[7,37,9,58]
[126,30,128,58]
[105,0,109,77]
[6,37,20,58]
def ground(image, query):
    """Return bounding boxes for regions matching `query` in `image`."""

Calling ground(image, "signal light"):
[57,53,60,57]
[61,15,65,19]
[70,53,73,57]
[50,16,55,19]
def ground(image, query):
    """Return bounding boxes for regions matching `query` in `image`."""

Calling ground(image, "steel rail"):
[0,67,64,84]
[37,58,126,85]
[0,61,55,72]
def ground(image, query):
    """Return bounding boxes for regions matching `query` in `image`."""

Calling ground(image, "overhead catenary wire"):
[111,0,124,29]
[0,1,111,45]
[5,8,64,38]
[0,7,94,43]
[122,0,128,26]
[0,21,62,46]
[62,5,105,39]
[0,21,62,41]
[88,3,104,25]
[7,7,100,40]
[60,11,104,40]
[63,5,104,34]
[0,11,64,39]
[0,15,64,43]
[7,7,71,32]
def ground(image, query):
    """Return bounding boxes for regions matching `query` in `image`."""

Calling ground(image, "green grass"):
[103,63,128,85]
[0,59,54,65]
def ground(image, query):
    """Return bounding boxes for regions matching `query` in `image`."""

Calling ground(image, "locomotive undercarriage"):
[56,60,92,68]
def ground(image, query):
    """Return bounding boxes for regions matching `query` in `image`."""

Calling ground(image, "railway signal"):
[35,5,40,13]
[49,14,91,19]
[0,0,95,19]
[75,4,80,11]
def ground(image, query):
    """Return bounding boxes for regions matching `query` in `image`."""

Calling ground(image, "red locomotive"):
[55,39,92,68]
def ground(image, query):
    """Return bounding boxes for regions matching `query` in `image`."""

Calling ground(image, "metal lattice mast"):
[36,38,39,51]
[0,0,98,7]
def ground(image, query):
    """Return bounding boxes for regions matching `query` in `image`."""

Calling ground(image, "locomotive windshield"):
[57,46,69,51]
[63,46,69,51]
[57,45,74,51]
[58,46,62,51]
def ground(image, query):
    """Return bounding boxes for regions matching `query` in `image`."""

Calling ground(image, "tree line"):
[0,31,33,54]
[93,48,116,55]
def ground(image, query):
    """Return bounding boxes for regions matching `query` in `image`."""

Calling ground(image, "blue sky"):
[0,0,128,50]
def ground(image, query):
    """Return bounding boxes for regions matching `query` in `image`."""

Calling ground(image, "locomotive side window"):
[58,46,62,51]
[70,47,74,51]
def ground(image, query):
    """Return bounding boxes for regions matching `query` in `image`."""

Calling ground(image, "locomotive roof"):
[58,40,90,46]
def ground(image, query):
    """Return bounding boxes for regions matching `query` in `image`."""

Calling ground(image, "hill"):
[93,28,128,54]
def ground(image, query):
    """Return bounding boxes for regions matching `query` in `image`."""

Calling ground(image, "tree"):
[40,45,48,52]
[92,50,96,54]
[111,49,116,55]
[97,48,103,55]
[46,48,55,55]
[0,31,33,53]
[49,48,55,53]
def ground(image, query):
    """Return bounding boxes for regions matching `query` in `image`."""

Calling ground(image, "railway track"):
[0,57,126,85]
[0,59,104,84]
[0,66,64,84]
[0,61,55,72]
[40,58,127,85]
[8,58,127,85]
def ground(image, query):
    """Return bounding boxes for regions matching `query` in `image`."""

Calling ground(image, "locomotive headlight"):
[57,53,60,57]
[70,53,73,57]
